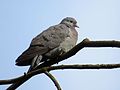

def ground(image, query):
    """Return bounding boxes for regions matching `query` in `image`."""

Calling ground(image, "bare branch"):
[0,75,25,85]
[1,63,120,90]
[1,39,120,90]
[34,38,120,70]
[44,71,62,90]
[6,73,34,90]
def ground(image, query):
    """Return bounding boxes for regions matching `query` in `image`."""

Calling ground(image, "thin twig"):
[44,71,62,90]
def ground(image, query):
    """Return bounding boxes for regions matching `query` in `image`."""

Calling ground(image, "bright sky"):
[0,0,120,90]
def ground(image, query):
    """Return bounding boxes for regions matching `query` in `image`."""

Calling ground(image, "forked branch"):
[0,38,120,90]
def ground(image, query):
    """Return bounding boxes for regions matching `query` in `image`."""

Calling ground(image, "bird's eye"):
[70,21,73,23]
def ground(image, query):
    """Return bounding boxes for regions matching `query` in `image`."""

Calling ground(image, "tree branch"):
[1,63,120,90]
[1,38,120,90]
[0,64,120,85]
[34,38,120,69]
[44,71,62,90]
[0,74,25,85]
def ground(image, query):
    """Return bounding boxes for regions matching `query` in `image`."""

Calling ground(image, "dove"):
[16,17,79,71]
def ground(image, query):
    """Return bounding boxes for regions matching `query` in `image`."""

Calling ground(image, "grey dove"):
[16,17,79,70]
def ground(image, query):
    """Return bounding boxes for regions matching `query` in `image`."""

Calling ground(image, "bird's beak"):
[75,24,79,28]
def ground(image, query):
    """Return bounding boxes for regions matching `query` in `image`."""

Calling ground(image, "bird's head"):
[60,17,79,28]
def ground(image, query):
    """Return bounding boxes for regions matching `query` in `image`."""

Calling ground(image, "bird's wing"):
[16,24,69,66]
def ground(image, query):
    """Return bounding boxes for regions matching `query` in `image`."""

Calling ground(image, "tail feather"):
[16,46,48,66]
[15,49,35,66]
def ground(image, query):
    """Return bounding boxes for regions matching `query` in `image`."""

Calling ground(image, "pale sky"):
[0,0,120,90]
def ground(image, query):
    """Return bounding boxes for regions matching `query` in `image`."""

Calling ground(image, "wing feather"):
[16,24,69,66]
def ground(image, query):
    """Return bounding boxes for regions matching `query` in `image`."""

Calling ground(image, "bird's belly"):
[45,36,76,58]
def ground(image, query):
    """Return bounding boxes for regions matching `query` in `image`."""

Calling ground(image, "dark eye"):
[70,21,73,23]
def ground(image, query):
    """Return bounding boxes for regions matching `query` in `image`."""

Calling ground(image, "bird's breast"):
[59,28,78,52]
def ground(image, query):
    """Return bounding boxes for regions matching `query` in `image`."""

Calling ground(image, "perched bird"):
[16,17,79,71]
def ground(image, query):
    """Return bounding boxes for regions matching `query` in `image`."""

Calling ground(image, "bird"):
[16,17,79,71]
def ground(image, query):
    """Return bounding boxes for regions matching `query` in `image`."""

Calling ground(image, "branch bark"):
[44,71,62,90]
[1,38,120,90]
[0,64,120,84]
[1,63,120,90]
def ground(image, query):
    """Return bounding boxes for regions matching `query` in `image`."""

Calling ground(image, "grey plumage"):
[16,17,79,69]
